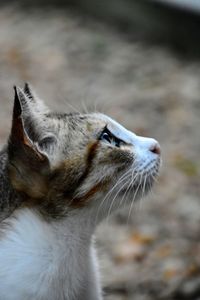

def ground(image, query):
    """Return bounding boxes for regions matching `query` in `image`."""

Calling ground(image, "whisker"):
[116,169,139,219]
[105,171,133,224]
[81,99,89,114]
[94,168,132,224]
[118,171,138,210]
[139,172,148,210]
[63,100,82,114]
[95,158,160,225]
[126,171,143,225]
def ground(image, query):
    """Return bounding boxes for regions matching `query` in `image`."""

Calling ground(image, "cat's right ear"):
[10,86,34,147]
[8,87,50,198]
[10,86,47,159]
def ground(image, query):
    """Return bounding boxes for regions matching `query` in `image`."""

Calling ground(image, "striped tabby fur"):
[0,84,161,300]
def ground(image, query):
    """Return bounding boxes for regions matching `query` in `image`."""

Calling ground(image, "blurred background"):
[0,1,200,299]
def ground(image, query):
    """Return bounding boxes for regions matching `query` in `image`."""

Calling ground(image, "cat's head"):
[8,84,161,219]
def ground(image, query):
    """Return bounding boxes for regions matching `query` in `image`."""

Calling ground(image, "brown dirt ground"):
[0,5,199,300]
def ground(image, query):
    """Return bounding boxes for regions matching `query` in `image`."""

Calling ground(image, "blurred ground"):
[0,5,200,300]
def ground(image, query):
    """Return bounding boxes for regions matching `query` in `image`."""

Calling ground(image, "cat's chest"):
[0,208,91,300]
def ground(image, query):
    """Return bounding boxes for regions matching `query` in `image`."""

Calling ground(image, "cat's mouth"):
[117,157,161,201]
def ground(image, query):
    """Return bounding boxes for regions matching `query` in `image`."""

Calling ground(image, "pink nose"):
[149,142,161,155]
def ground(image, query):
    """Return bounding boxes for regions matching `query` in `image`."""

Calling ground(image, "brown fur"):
[0,84,160,221]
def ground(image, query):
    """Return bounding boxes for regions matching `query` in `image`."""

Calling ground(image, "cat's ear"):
[10,86,49,161]
[23,82,49,115]
[23,82,36,101]
[12,85,56,143]
[8,86,52,198]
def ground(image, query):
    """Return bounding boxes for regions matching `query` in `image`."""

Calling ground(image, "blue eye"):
[99,128,125,147]
[100,131,112,144]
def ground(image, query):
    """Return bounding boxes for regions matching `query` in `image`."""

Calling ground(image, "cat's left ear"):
[23,82,49,115]
[23,82,36,101]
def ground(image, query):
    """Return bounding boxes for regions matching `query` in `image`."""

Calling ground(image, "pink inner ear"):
[11,86,48,163]
[11,102,32,148]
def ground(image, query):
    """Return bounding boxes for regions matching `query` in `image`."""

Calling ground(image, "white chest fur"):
[0,208,100,300]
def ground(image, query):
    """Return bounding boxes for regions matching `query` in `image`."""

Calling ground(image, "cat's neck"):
[0,207,97,299]
[50,207,97,240]
[10,206,96,245]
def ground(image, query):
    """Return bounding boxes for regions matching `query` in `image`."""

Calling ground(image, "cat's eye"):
[99,127,125,148]
[101,132,112,144]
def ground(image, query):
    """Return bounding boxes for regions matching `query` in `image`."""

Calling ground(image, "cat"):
[0,84,161,300]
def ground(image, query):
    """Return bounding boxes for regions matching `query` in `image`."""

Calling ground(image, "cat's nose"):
[133,135,161,156]
[149,142,161,155]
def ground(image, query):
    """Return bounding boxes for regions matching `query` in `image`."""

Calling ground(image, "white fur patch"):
[0,208,98,300]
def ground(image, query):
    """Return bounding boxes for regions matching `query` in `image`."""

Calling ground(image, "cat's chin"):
[118,180,152,203]
[118,167,160,202]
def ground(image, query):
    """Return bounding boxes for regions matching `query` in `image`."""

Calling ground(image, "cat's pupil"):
[100,129,124,148]
[115,139,120,147]
[102,132,111,143]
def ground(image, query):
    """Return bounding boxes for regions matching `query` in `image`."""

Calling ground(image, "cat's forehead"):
[48,112,135,144]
